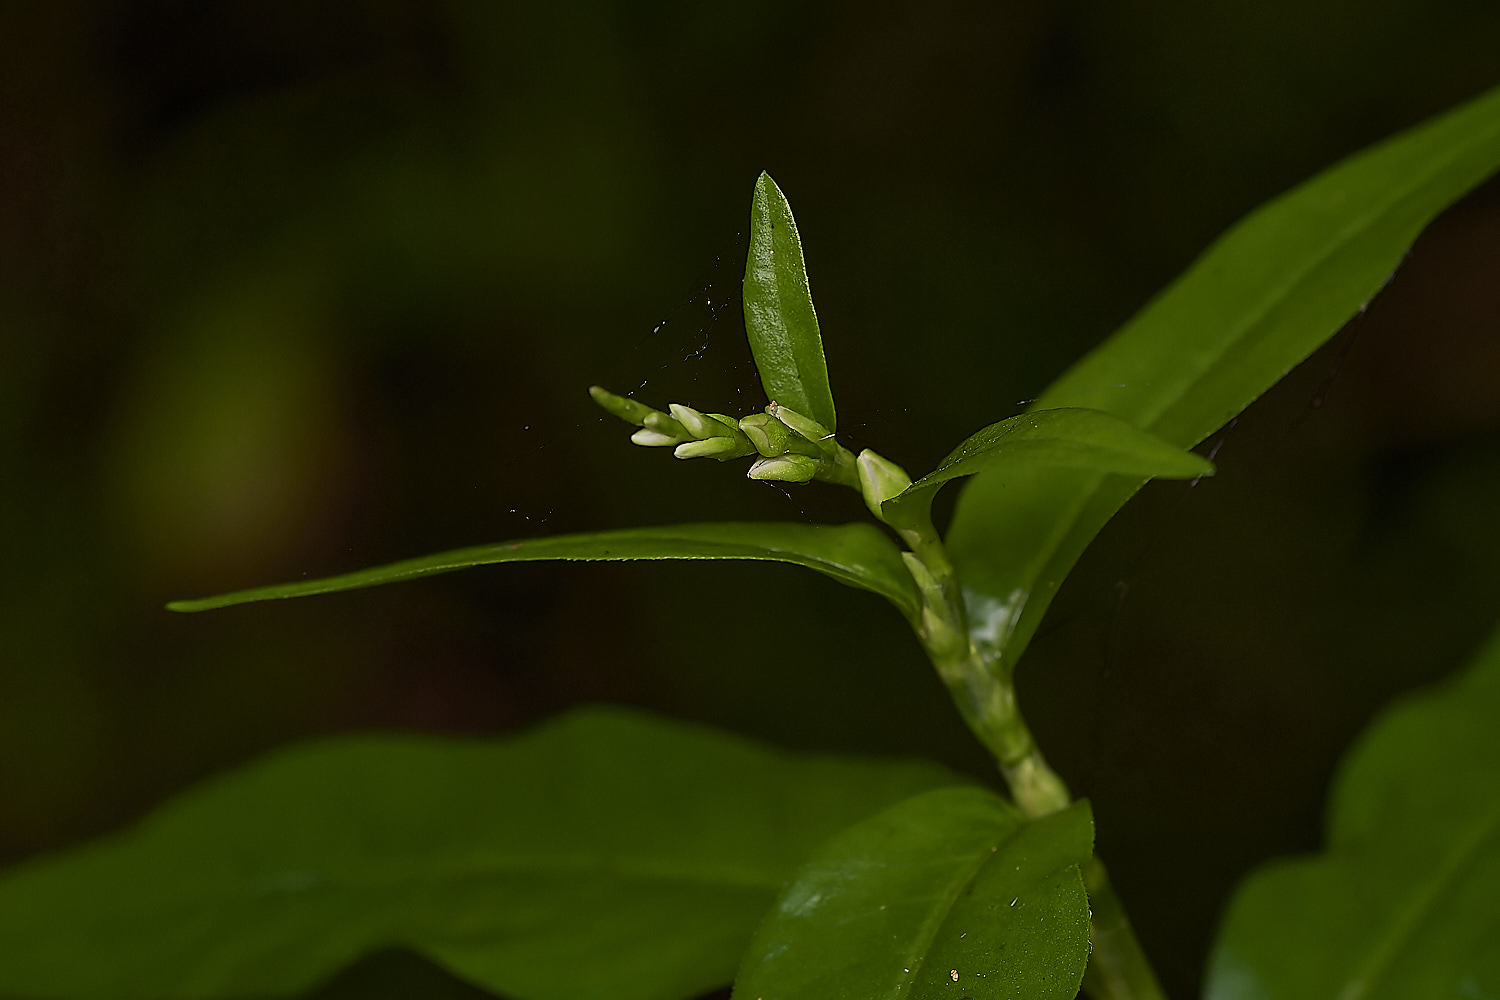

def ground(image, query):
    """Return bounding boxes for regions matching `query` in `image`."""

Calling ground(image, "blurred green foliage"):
[2,1,1499,995]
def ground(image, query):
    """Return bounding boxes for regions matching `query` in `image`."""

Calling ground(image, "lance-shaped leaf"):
[946,82,1500,671]
[0,706,961,1000]
[743,171,838,431]
[882,407,1212,528]
[733,787,1094,1000]
[1205,623,1500,1000]
[168,521,920,619]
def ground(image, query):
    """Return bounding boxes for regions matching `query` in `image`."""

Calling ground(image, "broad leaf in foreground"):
[733,787,1094,1000]
[1204,624,1500,1000]
[168,521,920,618]
[883,407,1213,527]
[743,171,838,431]
[0,706,961,1000]
[946,81,1500,671]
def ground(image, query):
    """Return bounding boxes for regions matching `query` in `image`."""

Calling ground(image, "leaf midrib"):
[982,111,1500,661]
[1335,798,1500,1000]
[1064,107,1500,439]
[900,826,1016,994]
[172,524,917,615]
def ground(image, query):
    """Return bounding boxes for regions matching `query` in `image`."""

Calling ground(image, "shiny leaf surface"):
[168,521,920,618]
[0,706,960,1000]
[947,82,1500,671]
[1205,625,1500,1000]
[733,788,1093,1000]
[743,171,838,431]
[883,407,1212,526]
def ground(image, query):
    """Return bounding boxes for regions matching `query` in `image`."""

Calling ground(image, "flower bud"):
[589,385,655,426]
[747,454,821,483]
[675,436,756,461]
[740,413,821,458]
[643,410,689,440]
[667,403,718,439]
[631,428,681,447]
[857,449,914,521]
[768,402,837,456]
[739,412,789,456]
[705,413,745,434]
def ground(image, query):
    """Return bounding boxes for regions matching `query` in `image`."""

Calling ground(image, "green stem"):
[900,527,1167,999]
[1081,857,1168,1000]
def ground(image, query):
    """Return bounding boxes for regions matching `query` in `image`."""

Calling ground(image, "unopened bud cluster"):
[591,384,957,645]
[589,386,757,462]
[590,386,867,489]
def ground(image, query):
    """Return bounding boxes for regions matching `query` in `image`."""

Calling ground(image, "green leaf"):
[168,521,921,619]
[883,407,1213,527]
[946,82,1500,671]
[743,171,838,431]
[0,706,961,1000]
[733,788,1094,1000]
[1205,623,1500,1000]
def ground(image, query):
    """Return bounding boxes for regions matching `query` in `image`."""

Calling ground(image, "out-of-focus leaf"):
[733,787,1093,1000]
[946,82,1500,671]
[0,706,961,1000]
[743,172,838,431]
[168,521,920,618]
[883,407,1212,527]
[1205,624,1500,1000]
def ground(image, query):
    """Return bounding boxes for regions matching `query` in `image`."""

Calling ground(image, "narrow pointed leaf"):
[947,82,1500,671]
[1206,623,1500,1000]
[733,788,1094,1000]
[883,407,1212,526]
[743,171,837,431]
[0,706,961,1000]
[168,521,920,618]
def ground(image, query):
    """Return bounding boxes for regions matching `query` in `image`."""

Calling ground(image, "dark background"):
[4,2,1500,997]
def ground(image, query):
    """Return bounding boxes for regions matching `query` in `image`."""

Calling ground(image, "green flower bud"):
[667,403,757,461]
[739,412,789,456]
[739,413,821,459]
[588,385,654,426]
[747,453,821,483]
[674,437,755,461]
[667,403,718,439]
[643,410,689,440]
[630,428,681,447]
[768,402,837,456]
[857,449,914,521]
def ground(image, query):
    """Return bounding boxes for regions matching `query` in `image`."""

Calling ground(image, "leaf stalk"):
[881,487,1165,999]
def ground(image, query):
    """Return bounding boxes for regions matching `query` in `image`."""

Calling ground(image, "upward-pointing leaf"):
[883,407,1213,528]
[0,706,961,1000]
[1205,623,1500,1000]
[946,82,1500,672]
[743,171,838,431]
[167,521,920,619]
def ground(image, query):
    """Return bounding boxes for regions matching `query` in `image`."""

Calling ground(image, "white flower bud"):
[675,437,754,461]
[631,428,681,447]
